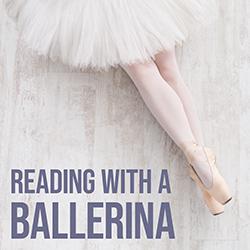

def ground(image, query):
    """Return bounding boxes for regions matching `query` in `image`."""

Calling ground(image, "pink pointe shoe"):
[184,143,232,206]
[188,148,224,216]
[201,190,224,215]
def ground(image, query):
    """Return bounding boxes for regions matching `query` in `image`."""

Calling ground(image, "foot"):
[183,142,232,205]
[187,147,225,215]
[183,142,213,189]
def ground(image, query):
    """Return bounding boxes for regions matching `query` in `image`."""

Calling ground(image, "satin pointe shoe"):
[188,148,224,216]
[184,143,232,205]
[201,190,224,215]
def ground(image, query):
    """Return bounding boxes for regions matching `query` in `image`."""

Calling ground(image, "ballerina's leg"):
[122,59,213,187]
[154,48,204,145]
[121,60,196,150]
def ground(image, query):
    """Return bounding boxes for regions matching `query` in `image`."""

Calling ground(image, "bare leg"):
[154,48,204,145]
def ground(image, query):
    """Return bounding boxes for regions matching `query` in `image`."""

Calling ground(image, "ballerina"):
[5,0,232,215]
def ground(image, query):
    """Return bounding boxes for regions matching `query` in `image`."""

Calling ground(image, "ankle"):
[180,141,204,163]
[180,141,198,155]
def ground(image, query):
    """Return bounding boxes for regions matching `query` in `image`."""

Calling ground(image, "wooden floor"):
[0,0,249,249]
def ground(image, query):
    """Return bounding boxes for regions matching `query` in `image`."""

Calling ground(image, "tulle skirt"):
[5,0,218,71]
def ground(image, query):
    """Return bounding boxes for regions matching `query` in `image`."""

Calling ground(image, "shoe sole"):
[222,196,232,205]
[213,211,224,216]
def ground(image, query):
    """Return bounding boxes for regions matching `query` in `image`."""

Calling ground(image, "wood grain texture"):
[0,0,249,249]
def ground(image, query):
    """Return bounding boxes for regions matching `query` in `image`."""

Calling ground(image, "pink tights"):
[122,48,203,151]
[122,47,213,187]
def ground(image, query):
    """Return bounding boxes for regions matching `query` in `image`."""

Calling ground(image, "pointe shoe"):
[185,143,232,205]
[188,148,224,216]
[202,190,224,215]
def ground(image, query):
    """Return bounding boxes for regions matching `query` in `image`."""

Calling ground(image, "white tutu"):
[5,0,218,71]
